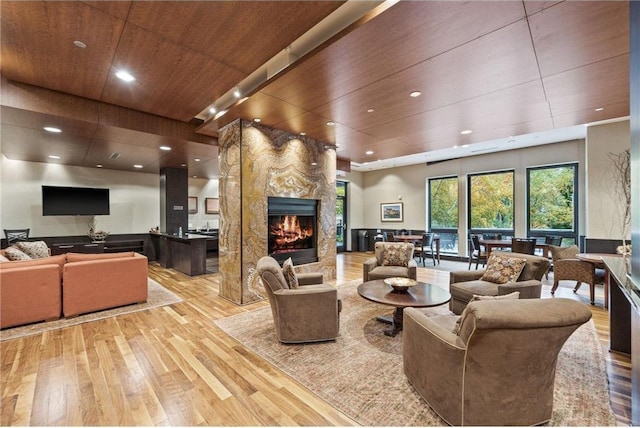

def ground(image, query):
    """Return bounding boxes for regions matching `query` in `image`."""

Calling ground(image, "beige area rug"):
[214,280,617,427]
[0,278,182,342]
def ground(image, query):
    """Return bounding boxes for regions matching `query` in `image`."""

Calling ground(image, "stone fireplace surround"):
[217,119,337,305]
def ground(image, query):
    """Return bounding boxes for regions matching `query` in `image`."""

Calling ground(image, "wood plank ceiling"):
[0,1,630,177]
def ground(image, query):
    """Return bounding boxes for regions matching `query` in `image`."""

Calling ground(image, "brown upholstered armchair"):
[363,242,417,282]
[256,256,341,343]
[549,245,603,305]
[403,298,592,426]
[449,251,550,315]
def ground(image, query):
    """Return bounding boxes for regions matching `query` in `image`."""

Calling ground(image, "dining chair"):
[511,238,537,255]
[383,231,395,242]
[4,228,30,245]
[482,233,502,240]
[468,235,487,270]
[417,232,437,266]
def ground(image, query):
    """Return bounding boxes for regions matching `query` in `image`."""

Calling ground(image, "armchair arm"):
[450,269,485,284]
[403,308,466,425]
[297,272,323,286]
[363,257,377,282]
[497,280,542,299]
[408,259,417,280]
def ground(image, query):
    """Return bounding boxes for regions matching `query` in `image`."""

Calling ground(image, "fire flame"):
[270,215,313,248]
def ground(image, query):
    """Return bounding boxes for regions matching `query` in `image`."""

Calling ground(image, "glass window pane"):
[528,165,575,231]
[429,177,458,228]
[469,171,514,230]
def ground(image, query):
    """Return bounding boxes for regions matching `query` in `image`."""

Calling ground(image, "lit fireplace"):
[268,197,318,265]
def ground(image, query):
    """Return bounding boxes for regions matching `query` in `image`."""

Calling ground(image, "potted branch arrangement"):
[87,216,110,243]
[608,149,632,256]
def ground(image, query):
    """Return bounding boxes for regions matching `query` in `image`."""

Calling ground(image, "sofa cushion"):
[450,280,499,301]
[4,246,32,261]
[16,240,50,259]
[65,251,136,262]
[381,244,413,267]
[452,292,521,334]
[0,253,9,262]
[480,254,526,284]
[282,257,299,289]
[0,254,66,272]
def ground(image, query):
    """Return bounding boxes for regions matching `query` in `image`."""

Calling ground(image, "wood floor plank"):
[0,253,632,426]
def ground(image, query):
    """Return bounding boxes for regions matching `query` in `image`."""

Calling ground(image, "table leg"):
[384,307,404,337]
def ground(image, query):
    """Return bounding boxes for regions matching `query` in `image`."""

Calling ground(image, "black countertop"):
[604,255,640,310]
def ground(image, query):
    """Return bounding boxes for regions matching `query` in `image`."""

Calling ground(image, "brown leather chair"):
[549,245,603,305]
[403,298,592,426]
[449,251,550,315]
[511,237,537,255]
[468,235,487,270]
[363,242,417,282]
[256,256,341,343]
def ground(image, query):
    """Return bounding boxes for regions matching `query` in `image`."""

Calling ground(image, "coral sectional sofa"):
[0,251,148,328]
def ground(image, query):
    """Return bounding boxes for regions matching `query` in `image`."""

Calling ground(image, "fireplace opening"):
[268,197,318,265]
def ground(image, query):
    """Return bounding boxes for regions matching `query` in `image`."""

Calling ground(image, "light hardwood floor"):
[0,252,632,425]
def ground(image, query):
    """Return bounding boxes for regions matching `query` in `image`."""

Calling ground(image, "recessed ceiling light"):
[194,158,201,162]
[366,150,374,155]
[253,118,261,123]
[48,155,60,159]
[73,40,87,48]
[44,126,61,133]
[233,87,241,98]
[367,108,374,113]
[300,132,307,136]
[595,107,604,112]
[193,175,198,178]
[96,164,103,168]
[209,107,217,114]
[461,144,470,148]
[181,163,187,167]
[133,164,143,169]
[460,129,472,135]
[115,70,136,82]
[410,91,422,97]
[311,162,318,166]
[159,146,171,151]
[326,121,335,126]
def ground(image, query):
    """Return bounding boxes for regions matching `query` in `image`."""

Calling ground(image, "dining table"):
[479,239,549,258]
[393,234,441,264]
[576,252,623,310]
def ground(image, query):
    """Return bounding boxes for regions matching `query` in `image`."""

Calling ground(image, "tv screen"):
[42,185,110,216]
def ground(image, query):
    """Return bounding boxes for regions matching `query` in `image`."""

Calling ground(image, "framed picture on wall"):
[381,202,403,222]
[188,196,198,214]
[205,198,219,214]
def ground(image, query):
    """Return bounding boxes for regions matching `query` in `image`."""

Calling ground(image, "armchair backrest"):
[256,256,288,293]
[490,251,550,281]
[549,244,579,263]
[374,242,415,266]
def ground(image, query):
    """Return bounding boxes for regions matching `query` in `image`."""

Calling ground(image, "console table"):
[50,239,145,255]
[605,256,639,425]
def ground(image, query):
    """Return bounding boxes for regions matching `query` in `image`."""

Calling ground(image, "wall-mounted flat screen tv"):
[42,185,110,216]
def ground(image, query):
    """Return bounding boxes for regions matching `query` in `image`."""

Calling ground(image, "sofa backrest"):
[0,254,66,271]
[374,242,415,266]
[490,251,550,281]
[65,251,138,262]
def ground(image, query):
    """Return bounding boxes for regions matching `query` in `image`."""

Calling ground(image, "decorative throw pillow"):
[452,291,521,335]
[0,254,9,262]
[282,257,299,289]
[480,255,526,284]
[381,244,413,267]
[16,240,49,259]
[4,246,32,261]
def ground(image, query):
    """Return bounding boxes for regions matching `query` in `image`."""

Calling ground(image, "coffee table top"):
[357,279,451,309]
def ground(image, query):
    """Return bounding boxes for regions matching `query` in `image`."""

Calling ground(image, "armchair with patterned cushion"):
[363,242,417,283]
[403,298,592,426]
[549,245,603,305]
[256,256,341,343]
[448,251,550,315]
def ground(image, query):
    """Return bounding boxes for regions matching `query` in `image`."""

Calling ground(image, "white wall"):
[355,139,586,255]
[188,177,220,230]
[1,157,160,237]
[586,120,631,239]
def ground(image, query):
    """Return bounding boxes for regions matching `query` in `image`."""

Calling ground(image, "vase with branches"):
[607,149,631,255]
[87,216,110,242]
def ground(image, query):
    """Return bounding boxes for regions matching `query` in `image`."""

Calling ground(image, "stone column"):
[218,119,337,305]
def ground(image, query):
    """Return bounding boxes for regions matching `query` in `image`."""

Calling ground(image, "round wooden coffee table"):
[357,279,451,337]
